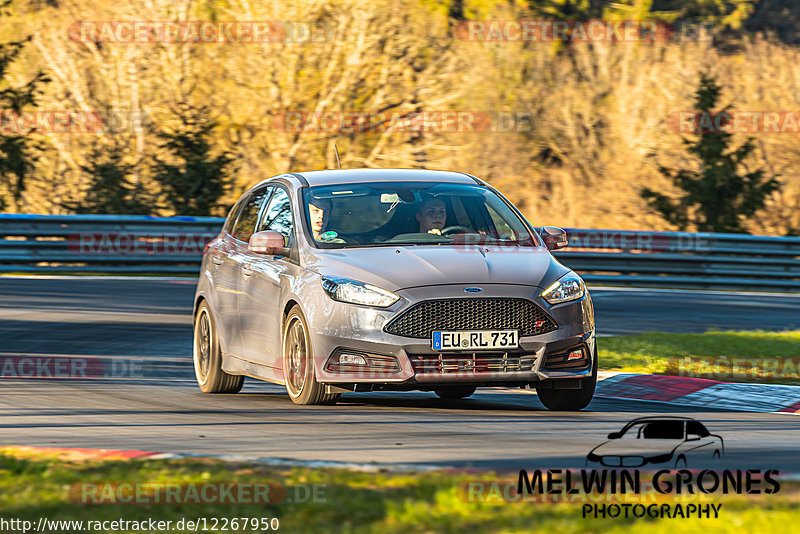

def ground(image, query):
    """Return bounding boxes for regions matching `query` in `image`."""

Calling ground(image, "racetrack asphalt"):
[1,277,799,471]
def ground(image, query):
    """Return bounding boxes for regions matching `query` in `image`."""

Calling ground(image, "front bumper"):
[304,284,596,388]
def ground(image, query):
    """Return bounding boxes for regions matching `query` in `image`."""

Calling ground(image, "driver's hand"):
[427,229,442,235]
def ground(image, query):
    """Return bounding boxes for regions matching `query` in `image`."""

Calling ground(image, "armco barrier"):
[558,228,800,290]
[0,214,222,274]
[0,214,798,290]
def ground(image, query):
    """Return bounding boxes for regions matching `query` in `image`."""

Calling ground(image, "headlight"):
[540,272,585,305]
[321,276,399,307]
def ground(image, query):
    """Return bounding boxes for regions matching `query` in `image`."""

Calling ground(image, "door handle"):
[242,264,253,277]
[211,256,223,266]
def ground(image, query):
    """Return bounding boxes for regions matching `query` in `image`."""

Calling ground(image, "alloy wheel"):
[286,317,307,397]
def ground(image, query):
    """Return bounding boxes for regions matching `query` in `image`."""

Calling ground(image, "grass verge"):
[1,450,799,534]
[600,330,800,384]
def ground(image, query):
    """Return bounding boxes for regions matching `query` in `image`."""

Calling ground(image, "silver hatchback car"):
[193,169,596,410]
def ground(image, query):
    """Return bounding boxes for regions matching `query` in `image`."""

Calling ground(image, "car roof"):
[623,416,697,425]
[292,168,480,187]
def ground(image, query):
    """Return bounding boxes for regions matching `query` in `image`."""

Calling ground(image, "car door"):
[207,196,248,357]
[222,185,273,357]
[239,185,298,368]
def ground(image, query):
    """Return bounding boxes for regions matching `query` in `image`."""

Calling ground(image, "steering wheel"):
[441,225,474,236]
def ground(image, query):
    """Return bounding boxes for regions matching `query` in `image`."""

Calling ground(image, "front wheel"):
[536,346,597,411]
[193,301,244,393]
[283,306,340,405]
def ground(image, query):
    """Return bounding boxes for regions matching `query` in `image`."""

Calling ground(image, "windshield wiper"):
[353,242,428,247]
[337,241,455,248]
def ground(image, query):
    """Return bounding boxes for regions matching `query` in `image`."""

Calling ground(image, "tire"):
[283,306,340,406]
[536,345,597,411]
[435,386,477,399]
[193,301,244,394]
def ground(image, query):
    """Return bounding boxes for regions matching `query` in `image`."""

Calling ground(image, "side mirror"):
[539,226,568,250]
[607,432,622,440]
[249,230,287,256]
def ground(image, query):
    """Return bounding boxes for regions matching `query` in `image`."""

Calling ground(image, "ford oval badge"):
[464,287,483,293]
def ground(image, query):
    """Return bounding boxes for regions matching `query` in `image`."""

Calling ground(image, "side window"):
[258,187,294,244]
[687,421,709,438]
[451,196,471,227]
[223,199,244,234]
[231,187,272,243]
[486,204,515,239]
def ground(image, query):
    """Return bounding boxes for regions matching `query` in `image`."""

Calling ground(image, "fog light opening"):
[325,349,401,374]
[339,353,368,366]
[567,348,585,361]
[541,343,590,371]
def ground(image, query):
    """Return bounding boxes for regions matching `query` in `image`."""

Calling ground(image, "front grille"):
[384,298,557,339]
[410,352,537,374]
[600,456,645,468]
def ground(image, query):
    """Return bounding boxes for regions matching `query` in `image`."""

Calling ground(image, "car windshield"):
[301,181,539,248]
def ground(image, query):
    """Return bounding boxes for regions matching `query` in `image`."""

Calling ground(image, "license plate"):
[432,330,519,351]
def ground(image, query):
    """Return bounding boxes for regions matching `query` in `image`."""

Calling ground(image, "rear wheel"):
[536,345,597,411]
[193,301,244,393]
[435,386,477,399]
[283,306,340,405]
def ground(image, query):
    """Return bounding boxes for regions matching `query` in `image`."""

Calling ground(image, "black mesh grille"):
[384,298,557,339]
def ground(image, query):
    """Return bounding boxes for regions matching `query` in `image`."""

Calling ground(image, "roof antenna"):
[333,143,342,169]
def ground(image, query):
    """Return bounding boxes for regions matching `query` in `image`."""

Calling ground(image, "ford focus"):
[193,169,596,410]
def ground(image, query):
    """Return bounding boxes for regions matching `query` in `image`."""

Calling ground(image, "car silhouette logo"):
[586,416,724,469]
[464,287,483,293]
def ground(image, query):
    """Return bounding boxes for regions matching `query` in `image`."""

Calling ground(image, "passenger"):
[308,198,344,242]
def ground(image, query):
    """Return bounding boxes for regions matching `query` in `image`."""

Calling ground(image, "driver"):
[416,197,447,235]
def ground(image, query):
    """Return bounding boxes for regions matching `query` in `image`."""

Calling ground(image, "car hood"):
[304,245,567,291]
[590,439,682,457]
